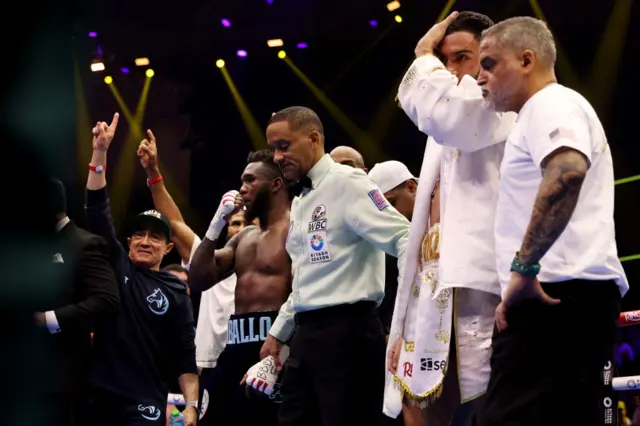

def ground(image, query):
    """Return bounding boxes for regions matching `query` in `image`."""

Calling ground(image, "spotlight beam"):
[282,57,384,163]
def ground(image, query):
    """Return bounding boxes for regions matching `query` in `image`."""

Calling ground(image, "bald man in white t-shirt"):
[477,17,628,426]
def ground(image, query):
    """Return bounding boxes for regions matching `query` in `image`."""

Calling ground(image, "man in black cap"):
[34,178,120,426]
[84,113,198,426]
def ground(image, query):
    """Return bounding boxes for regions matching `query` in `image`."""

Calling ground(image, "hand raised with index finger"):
[137,129,159,171]
[92,112,120,152]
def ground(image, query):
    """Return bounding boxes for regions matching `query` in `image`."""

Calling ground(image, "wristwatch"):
[184,400,199,415]
[510,252,540,277]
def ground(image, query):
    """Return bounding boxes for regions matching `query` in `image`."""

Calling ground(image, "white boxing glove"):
[245,356,279,396]
[205,190,239,241]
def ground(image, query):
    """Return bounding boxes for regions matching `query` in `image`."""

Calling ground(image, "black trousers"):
[480,279,620,426]
[279,302,386,426]
[197,366,224,425]
[35,392,91,426]
[88,388,165,426]
[204,311,282,426]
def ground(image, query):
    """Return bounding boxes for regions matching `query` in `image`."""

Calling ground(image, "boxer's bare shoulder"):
[233,219,292,314]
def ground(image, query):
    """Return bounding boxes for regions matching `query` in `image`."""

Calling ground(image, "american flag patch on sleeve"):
[368,189,388,211]
[549,127,576,142]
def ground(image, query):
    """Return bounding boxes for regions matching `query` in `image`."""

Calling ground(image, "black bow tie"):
[289,176,313,197]
[300,176,312,189]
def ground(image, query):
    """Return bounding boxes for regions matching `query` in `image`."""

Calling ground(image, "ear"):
[272,176,284,192]
[406,179,418,194]
[521,49,535,73]
[309,131,320,146]
[164,242,174,256]
[127,238,132,249]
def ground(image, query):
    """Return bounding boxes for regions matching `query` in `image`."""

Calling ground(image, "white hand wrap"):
[245,356,279,396]
[205,190,238,241]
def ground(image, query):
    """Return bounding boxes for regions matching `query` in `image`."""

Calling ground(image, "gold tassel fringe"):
[392,372,446,408]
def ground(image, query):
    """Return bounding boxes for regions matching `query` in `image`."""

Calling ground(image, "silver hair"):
[482,16,557,66]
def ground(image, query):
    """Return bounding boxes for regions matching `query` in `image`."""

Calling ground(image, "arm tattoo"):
[518,148,589,265]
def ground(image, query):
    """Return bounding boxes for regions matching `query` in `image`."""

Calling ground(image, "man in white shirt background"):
[477,16,628,426]
[390,10,512,426]
[258,106,410,426]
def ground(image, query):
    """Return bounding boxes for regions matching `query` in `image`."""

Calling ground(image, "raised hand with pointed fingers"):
[92,112,120,152]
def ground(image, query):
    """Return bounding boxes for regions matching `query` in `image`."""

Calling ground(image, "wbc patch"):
[368,189,388,211]
[308,204,327,233]
[312,204,326,221]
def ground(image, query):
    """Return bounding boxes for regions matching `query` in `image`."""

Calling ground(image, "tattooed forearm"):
[518,149,589,265]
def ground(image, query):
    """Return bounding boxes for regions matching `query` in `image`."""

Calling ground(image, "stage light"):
[216,59,225,68]
[267,39,284,47]
[88,31,97,37]
[395,15,403,23]
[266,0,273,3]
[104,76,113,84]
[237,50,248,57]
[121,67,130,74]
[278,50,286,59]
[221,18,231,27]
[387,1,400,11]
[91,62,105,72]
[146,69,155,77]
[135,57,150,66]
[296,42,308,49]
[369,20,378,27]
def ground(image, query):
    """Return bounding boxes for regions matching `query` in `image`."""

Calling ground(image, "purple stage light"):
[121,67,130,74]
[369,20,378,27]
[221,18,231,27]
[237,50,248,57]
[88,31,98,37]
[266,0,273,4]
[296,42,308,49]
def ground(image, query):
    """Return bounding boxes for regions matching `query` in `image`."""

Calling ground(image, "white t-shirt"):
[495,84,628,296]
[187,235,236,369]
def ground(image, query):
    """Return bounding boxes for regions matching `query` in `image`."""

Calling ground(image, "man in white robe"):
[384,11,517,425]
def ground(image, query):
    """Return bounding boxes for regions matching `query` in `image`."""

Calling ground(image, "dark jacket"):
[38,220,120,393]
[85,187,197,408]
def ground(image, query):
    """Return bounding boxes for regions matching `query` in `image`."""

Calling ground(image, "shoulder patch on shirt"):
[549,127,576,142]
[368,189,388,211]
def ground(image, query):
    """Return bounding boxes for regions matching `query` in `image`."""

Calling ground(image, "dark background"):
[1,1,637,424]
[7,0,640,299]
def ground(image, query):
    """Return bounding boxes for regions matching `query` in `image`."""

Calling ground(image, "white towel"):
[186,235,237,369]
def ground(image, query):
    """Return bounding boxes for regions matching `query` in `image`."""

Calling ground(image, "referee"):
[261,106,410,426]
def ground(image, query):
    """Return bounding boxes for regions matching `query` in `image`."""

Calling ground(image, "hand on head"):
[415,11,459,57]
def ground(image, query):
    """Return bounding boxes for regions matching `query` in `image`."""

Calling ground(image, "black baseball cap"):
[129,209,172,241]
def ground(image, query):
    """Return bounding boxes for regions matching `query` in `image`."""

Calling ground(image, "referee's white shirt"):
[269,154,411,342]
[495,83,628,297]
